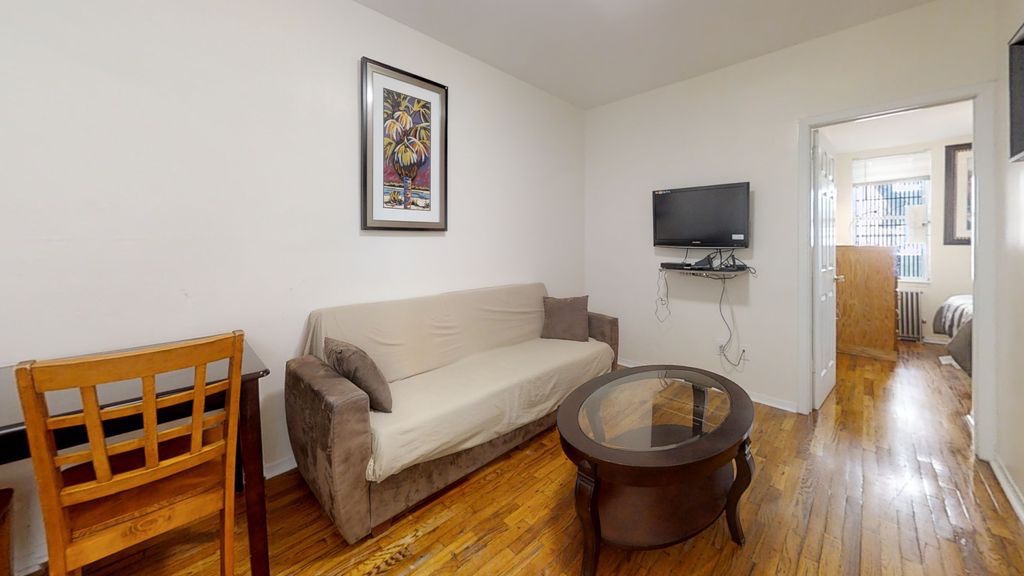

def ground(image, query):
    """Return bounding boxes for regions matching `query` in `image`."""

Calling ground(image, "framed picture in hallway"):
[361,57,448,231]
[944,143,973,245]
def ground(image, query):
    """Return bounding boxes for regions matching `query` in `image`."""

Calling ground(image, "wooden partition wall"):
[836,246,898,361]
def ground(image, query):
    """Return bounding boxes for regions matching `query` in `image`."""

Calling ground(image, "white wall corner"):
[745,392,800,414]
[991,457,1024,527]
[15,556,46,576]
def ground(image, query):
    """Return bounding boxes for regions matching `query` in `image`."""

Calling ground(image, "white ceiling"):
[353,0,933,108]
[820,100,974,154]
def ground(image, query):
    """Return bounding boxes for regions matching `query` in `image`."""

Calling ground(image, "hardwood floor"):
[80,343,1024,575]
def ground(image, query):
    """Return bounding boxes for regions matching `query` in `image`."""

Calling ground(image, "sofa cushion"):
[365,337,614,482]
[323,338,392,412]
[541,295,589,342]
[304,283,548,383]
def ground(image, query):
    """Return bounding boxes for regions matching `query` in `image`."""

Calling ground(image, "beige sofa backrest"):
[303,283,548,383]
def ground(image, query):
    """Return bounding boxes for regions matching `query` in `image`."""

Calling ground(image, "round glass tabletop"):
[577,367,732,451]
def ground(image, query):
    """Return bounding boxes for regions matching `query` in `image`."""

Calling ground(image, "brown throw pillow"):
[541,296,589,342]
[323,338,392,412]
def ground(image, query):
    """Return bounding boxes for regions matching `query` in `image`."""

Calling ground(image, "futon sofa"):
[285,283,619,543]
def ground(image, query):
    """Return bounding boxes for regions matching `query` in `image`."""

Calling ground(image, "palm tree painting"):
[361,57,447,231]
[382,88,431,210]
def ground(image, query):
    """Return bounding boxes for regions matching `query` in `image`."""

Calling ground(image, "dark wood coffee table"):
[557,365,755,576]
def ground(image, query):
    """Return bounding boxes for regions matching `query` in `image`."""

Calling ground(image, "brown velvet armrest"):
[285,355,373,543]
[588,312,619,368]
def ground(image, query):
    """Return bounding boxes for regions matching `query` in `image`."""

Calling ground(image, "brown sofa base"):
[286,308,617,545]
[368,412,558,528]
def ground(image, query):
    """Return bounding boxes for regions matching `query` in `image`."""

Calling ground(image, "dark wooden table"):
[0,343,271,576]
[557,365,755,576]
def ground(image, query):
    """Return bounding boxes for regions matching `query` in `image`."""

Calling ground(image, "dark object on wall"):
[1011,23,1024,161]
[361,57,448,231]
[653,182,750,248]
[944,143,973,245]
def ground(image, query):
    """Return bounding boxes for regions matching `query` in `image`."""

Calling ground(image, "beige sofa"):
[285,283,618,543]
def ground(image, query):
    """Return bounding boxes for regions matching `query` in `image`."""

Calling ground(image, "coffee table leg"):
[692,385,707,437]
[726,438,754,545]
[574,462,600,576]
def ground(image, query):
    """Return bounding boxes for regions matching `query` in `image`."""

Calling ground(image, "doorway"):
[798,85,996,459]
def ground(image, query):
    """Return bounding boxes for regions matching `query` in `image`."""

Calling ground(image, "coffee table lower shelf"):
[557,365,756,576]
[571,437,753,576]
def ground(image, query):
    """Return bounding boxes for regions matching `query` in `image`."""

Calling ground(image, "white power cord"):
[717,279,747,367]
[655,269,671,323]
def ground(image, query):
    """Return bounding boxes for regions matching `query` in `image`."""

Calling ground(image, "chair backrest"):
[15,331,245,512]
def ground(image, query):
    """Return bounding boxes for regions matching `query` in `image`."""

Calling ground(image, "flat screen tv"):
[653,182,750,248]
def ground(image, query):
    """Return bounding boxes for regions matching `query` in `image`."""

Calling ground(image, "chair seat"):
[62,436,225,539]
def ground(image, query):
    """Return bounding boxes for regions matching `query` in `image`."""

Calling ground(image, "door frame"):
[796,83,997,460]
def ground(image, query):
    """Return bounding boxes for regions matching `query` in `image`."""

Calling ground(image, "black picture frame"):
[360,57,448,231]
[944,143,973,245]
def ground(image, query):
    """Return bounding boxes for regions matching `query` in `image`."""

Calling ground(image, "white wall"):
[833,138,974,343]
[583,0,997,411]
[994,0,1024,524]
[0,1,584,573]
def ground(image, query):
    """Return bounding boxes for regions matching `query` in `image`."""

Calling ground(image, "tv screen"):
[653,182,750,248]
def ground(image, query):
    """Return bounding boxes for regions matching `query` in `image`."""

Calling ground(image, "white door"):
[812,130,838,409]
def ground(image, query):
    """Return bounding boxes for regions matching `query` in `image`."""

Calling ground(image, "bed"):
[933,294,972,375]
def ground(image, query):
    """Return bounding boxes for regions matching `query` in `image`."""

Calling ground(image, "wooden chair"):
[15,331,245,576]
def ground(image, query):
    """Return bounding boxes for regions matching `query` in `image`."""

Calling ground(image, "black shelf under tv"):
[659,265,752,280]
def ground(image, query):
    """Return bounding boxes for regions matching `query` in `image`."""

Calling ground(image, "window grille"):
[852,178,930,281]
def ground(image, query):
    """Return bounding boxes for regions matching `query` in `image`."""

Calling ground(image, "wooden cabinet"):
[836,246,898,361]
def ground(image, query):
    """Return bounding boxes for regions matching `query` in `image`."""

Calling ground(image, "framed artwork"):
[361,57,448,230]
[944,143,973,245]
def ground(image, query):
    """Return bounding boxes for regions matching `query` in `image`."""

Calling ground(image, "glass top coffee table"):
[557,365,755,576]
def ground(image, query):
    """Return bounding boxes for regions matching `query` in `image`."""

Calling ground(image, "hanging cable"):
[655,268,671,323]
[718,278,746,367]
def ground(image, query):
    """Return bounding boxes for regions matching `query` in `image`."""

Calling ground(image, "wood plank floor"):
[81,343,1024,575]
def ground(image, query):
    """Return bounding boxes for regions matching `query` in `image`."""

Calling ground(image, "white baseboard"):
[264,455,297,479]
[923,336,951,346]
[746,392,799,413]
[616,358,798,413]
[991,456,1024,527]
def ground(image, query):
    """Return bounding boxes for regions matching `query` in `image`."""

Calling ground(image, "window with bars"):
[852,177,930,281]
[850,152,931,282]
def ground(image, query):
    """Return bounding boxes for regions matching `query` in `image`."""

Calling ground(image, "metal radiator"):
[897,290,923,341]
